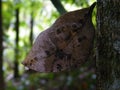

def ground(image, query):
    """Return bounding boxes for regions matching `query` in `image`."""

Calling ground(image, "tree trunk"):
[30,12,34,46]
[97,0,120,90]
[0,0,5,90]
[14,8,19,78]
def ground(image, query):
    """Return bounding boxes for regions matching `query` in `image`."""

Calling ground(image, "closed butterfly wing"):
[22,2,96,72]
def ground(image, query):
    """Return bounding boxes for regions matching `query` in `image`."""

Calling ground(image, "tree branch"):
[50,0,67,15]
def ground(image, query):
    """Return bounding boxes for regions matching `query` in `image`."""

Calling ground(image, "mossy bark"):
[97,0,120,90]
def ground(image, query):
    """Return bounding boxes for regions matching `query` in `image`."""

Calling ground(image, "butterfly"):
[22,2,96,72]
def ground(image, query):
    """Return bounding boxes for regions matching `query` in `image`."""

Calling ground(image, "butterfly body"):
[22,2,96,72]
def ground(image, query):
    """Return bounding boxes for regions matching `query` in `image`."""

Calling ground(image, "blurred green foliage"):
[2,0,96,90]
[7,69,96,90]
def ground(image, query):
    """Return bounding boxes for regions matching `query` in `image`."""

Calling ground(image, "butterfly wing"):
[48,21,95,72]
[22,20,94,72]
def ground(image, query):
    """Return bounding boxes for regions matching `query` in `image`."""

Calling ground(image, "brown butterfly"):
[22,2,96,72]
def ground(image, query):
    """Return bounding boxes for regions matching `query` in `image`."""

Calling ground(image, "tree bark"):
[97,0,120,90]
[0,0,5,90]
